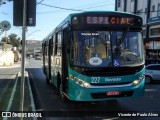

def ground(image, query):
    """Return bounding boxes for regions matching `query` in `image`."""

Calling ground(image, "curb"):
[26,72,36,112]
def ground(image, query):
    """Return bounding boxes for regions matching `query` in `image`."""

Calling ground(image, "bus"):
[42,11,145,101]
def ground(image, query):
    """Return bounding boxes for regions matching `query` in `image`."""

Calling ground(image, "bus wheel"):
[61,93,69,102]
[60,85,69,102]
[46,77,51,84]
[57,74,61,88]
[43,67,45,74]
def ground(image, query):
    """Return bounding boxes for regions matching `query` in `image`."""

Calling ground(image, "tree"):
[1,33,21,48]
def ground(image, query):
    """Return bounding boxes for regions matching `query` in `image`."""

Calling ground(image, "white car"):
[145,64,160,83]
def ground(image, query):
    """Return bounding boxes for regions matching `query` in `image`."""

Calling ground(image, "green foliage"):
[1,33,21,47]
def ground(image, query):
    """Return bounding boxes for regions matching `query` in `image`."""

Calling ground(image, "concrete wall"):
[0,51,14,66]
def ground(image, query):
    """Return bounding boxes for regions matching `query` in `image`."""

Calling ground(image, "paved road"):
[0,61,21,111]
[26,59,160,120]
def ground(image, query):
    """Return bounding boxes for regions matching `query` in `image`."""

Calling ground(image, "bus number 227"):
[91,77,100,83]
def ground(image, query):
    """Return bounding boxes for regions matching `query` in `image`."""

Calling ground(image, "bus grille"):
[90,82,131,86]
[82,71,137,76]
[91,91,133,99]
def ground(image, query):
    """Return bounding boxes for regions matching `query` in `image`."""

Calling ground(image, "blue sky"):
[0,0,115,41]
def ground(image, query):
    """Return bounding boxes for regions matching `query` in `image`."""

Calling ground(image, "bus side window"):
[49,36,53,55]
[45,43,48,56]
[53,35,55,55]
[54,33,58,55]
[55,32,62,56]
[43,42,46,56]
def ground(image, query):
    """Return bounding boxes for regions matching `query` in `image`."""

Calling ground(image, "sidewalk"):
[0,61,20,69]
[1,72,36,120]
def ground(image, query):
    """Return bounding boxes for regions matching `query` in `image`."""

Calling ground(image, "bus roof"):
[43,11,142,41]
[70,11,141,18]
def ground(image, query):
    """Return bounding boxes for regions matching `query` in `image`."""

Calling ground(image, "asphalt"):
[0,71,37,120]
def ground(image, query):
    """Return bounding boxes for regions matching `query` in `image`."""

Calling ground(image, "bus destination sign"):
[86,16,141,26]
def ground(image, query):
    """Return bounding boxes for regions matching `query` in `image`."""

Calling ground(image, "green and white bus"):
[42,11,145,101]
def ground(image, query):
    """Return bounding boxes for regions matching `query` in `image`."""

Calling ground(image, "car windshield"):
[70,31,144,67]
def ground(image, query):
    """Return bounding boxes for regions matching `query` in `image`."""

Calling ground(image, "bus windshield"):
[70,31,144,67]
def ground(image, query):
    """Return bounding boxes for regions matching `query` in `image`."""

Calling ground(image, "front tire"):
[61,92,69,102]
[60,84,70,102]
[46,76,51,84]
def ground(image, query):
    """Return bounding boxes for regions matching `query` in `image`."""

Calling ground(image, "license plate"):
[106,91,120,96]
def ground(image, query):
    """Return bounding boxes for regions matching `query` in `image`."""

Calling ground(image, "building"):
[115,0,160,64]
[26,40,42,57]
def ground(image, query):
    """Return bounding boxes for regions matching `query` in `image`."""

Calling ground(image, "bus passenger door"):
[54,32,62,88]
[51,35,59,87]
[61,29,69,93]
[48,37,53,81]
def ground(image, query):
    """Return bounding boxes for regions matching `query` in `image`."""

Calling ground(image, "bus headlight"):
[133,80,140,86]
[71,76,90,88]
[83,82,90,88]
[132,74,145,86]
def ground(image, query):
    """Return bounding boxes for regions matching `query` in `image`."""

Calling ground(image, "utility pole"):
[5,30,7,51]
[19,0,27,119]
[13,0,36,118]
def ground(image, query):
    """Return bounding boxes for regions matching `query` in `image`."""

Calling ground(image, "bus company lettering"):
[105,78,121,82]
[87,16,133,25]
[81,33,99,36]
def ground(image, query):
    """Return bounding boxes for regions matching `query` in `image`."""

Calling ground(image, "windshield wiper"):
[116,30,128,46]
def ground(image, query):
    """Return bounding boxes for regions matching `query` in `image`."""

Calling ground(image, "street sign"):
[13,0,36,26]
[0,20,11,31]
